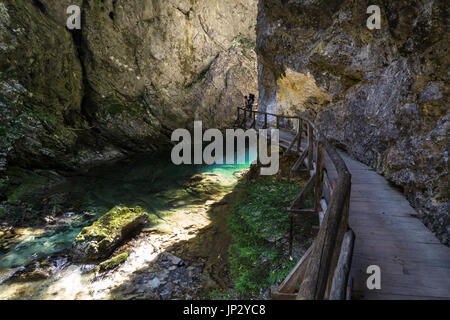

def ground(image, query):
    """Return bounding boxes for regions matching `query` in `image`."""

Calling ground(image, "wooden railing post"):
[297,118,302,153]
[325,181,352,299]
[276,116,280,129]
[329,229,355,300]
[308,124,314,172]
[315,142,325,213]
[243,108,247,125]
[264,113,268,129]
[289,214,294,256]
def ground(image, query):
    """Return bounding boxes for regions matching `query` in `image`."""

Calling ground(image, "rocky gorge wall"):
[0,0,258,175]
[256,0,449,243]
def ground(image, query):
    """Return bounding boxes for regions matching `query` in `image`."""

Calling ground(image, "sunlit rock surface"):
[256,0,449,243]
[73,206,148,262]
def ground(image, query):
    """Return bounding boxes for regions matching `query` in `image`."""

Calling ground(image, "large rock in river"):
[72,206,148,262]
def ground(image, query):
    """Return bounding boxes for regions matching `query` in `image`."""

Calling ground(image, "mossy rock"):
[72,206,148,262]
[94,252,129,273]
[39,260,50,267]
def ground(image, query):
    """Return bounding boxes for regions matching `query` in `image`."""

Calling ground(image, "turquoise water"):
[0,149,256,269]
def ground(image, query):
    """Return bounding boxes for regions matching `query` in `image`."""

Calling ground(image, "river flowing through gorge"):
[0,149,256,300]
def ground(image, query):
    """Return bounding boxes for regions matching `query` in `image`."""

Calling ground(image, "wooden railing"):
[237,106,355,300]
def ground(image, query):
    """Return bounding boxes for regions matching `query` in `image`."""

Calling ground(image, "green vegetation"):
[231,33,256,50]
[73,206,149,261]
[231,33,256,61]
[95,252,129,273]
[40,260,50,267]
[226,177,300,298]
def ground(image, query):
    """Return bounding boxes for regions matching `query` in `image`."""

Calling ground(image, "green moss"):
[231,33,256,50]
[73,206,148,261]
[75,206,148,244]
[226,177,301,298]
[40,260,50,267]
[95,252,129,273]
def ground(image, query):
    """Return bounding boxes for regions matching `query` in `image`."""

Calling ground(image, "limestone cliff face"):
[257,0,449,243]
[0,0,258,173]
[0,0,84,172]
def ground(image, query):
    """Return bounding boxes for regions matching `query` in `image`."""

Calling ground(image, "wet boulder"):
[72,206,148,262]
[94,252,129,273]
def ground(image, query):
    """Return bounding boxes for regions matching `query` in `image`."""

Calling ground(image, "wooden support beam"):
[251,111,257,128]
[278,245,313,293]
[319,199,328,226]
[323,171,333,203]
[289,214,294,256]
[346,277,353,300]
[287,208,316,214]
[307,124,314,172]
[329,230,355,300]
[325,182,351,298]
[271,286,297,300]
[296,119,302,153]
[314,142,325,213]
[284,132,301,156]
[303,158,316,175]
[291,148,309,173]
[289,172,317,210]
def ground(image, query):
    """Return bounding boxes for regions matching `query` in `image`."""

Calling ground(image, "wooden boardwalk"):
[340,152,450,300]
[275,127,450,300]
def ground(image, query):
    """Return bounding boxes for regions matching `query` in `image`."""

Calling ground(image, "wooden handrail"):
[237,106,300,119]
[237,106,354,300]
